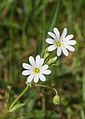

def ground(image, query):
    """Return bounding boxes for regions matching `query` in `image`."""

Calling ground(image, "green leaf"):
[47,0,61,32]
[9,103,25,112]
[33,110,45,118]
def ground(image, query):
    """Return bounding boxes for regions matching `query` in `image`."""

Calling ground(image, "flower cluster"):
[22,27,76,83]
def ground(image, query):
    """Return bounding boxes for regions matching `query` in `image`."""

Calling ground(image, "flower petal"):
[67,40,76,45]
[46,38,54,44]
[39,74,46,82]
[57,47,62,56]
[22,63,31,69]
[66,45,75,52]
[34,76,39,83]
[40,58,44,66]
[61,28,67,38]
[22,70,30,75]
[35,55,44,66]
[29,56,35,65]
[62,47,68,56]
[36,55,40,64]
[48,32,56,39]
[53,27,60,39]
[65,34,74,41]
[41,64,48,71]
[42,70,51,75]
[27,75,34,83]
[48,45,56,51]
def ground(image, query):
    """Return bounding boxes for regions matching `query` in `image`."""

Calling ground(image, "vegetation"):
[0,0,85,118]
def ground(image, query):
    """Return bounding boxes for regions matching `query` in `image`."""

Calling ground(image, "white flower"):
[22,55,51,83]
[46,27,76,56]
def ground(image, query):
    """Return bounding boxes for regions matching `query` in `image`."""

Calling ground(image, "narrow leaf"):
[9,103,25,112]
[47,0,61,32]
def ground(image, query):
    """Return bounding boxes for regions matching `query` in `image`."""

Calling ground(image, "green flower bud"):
[47,56,57,65]
[53,95,60,105]
[44,48,50,60]
[44,52,50,60]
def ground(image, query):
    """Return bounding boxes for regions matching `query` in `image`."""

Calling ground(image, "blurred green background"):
[0,0,85,119]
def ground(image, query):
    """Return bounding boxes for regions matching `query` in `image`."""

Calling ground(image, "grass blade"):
[47,0,61,32]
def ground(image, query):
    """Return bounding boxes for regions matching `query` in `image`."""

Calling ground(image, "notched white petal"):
[27,75,34,83]
[57,48,62,56]
[36,55,40,64]
[48,32,56,39]
[41,64,49,71]
[67,40,76,45]
[39,74,46,82]
[65,34,74,41]
[40,58,44,66]
[61,28,67,38]
[48,45,56,51]
[62,47,68,56]
[66,45,75,52]
[53,27,60,39]
[42,70,51,75]
[34,76,39,83]
[46,38,54,44]
[29,56,35,65]
[22,70,30,75]
[22,63,31,69]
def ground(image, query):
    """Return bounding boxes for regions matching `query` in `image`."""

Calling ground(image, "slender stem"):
[9,84,30,109]
[33,84,58,95]
[42,90,46,112]
[82,67,85,118]
[9,83,58,112]
[83,69,85,105]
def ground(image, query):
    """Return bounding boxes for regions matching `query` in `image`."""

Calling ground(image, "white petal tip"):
[22,63,25,67]
[49,70,51,74]
[48,32,50,35]
[65,54,68,56]
[74,41,76,44]
[27,80,31,83]
[64,27,67,30]
[53,27,58,30]
[72,49,75,52]
[71,34,74,38]
[64,53,69,56]
[22,72,24,75]
[57,54,61,56]
[22,71,26,75]
[34,80,39,83]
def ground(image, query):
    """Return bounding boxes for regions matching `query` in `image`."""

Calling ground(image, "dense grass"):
[0,0,85,119]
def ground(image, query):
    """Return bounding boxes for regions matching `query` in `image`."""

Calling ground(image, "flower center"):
[56,41,61,47]
[34,67,40,73]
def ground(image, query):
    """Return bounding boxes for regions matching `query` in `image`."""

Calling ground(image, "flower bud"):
[44,48,50,60]
[47,56,57,65]
[53,95,60,105]
[44,52,50,60]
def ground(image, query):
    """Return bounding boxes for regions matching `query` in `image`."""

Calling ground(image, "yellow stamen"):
[34,67,40,73]
[56,41,61,47]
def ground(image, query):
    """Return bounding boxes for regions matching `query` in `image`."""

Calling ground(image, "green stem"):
[9,84,30,109]
[83,69,85,105]
[33,84,58,95]
[9,83,58,112]
[82,67,85,118]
